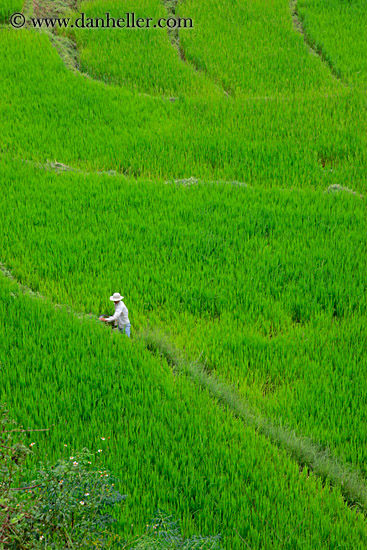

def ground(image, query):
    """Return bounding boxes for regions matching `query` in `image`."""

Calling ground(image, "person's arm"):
[105,312,119,322]
[102,313,116,323]
[102,303,122,323]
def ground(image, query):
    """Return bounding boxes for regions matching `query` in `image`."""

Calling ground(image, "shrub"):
[0,404,126,549]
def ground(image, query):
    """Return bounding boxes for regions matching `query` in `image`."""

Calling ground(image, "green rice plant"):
[0,404,36,549]
[61,0,350,99]
[298,0,367,88]
[0,0,23,23]
[1,3,367,546]
[1,404,222,548]
[2,275,367,548]
[132,510,222,549]
[177,0,341,97]
[0,157,366,477]
[141,328,367,509]
[62,0,221,98]
[1,27,366,185]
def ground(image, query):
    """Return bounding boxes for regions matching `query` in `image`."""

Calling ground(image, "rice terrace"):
[0,0,367,547]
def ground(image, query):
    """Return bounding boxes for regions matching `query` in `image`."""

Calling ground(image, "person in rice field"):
[100,292,131,337]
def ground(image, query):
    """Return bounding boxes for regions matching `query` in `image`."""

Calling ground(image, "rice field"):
[0,0,22,22]
[2,274,367,548]
[177,0,337,96]
[297,0,367,87]
[1,0,367,546]
[0,27,366,187]
[1,157,366,470]
[65,0,221,97]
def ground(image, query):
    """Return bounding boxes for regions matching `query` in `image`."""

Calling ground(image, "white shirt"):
[107,301,130,329]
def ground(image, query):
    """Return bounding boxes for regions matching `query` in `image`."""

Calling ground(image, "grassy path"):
[2,260,367,514]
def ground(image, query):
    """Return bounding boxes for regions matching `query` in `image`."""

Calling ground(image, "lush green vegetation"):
[1,417,125,549]
[65,0,221,98]
[1,407,221,548]
[298,0,367,88]
[0,158,366,474]
[0,0,22,22]
[3,274,367,548]
[0,27,366,187]
[1,0,367,546]
[178,0,336,96]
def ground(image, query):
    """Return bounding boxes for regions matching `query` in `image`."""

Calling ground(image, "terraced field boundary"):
[11,158,365,196]
[2,261,367,514]
[11,0,229,99]
[289,0,346,84]
[4,155,252,185]
[162,0,232,97]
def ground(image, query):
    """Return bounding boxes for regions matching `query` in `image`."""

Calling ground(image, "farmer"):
[100,292,131,337]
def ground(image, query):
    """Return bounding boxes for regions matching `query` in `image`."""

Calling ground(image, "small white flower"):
[70,456,74,460]
[101,437,105,440]
[40,535,44,540]
[73,461,78,466]
[80,501,85,505]
[98,449,102,453]
[29,442,35,447]
[64,444,67,447]
[85,492,89,496]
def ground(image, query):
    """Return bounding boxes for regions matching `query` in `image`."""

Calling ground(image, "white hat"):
[110,292,124,301]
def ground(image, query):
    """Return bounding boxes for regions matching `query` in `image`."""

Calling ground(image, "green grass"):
[64,0,222,98]
[1,1,367,545]
[0,157,366,476]
[3,274,367,548]
[67,0,348,97]
[298,0,367,88]
[1,27,366,188]
[142,328,367,510]
[0,0,24,22]
[169,314,367,469]
[177,0,339,96]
